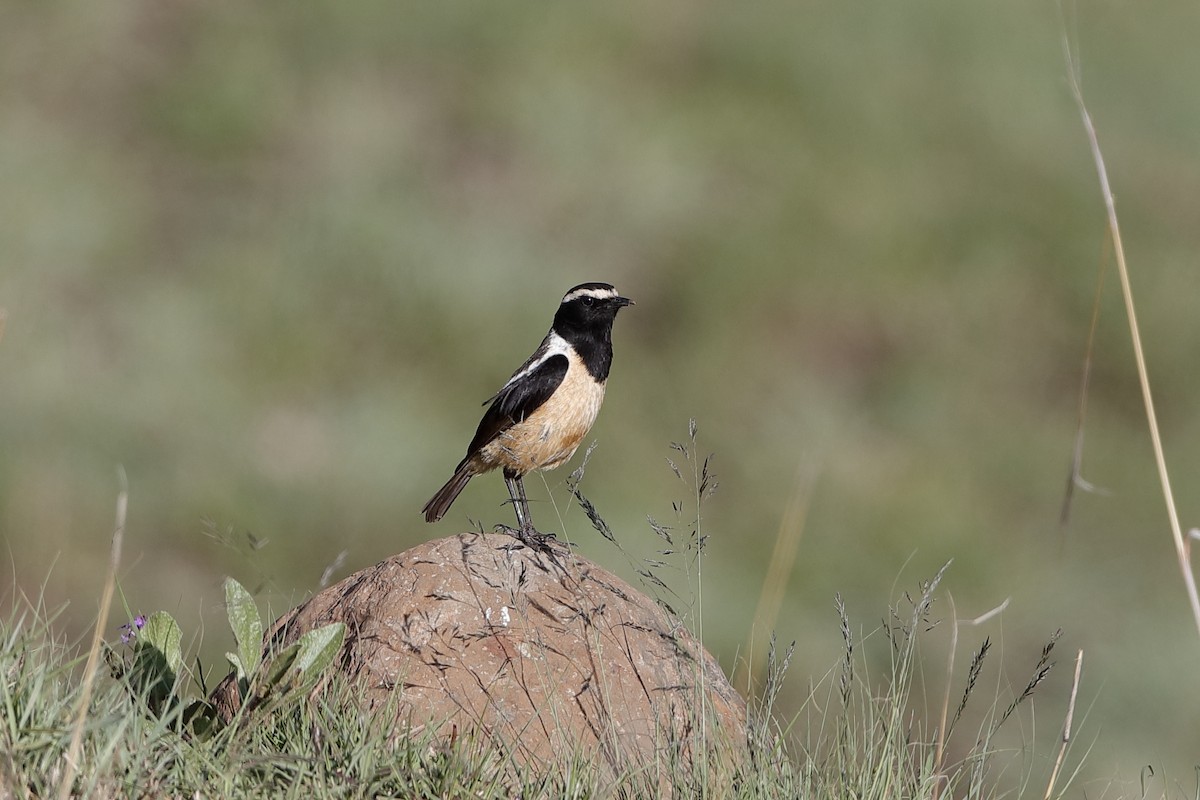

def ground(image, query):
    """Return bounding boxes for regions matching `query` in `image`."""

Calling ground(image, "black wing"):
[461,353,569,461]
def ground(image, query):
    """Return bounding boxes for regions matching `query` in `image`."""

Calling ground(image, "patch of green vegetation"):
[2,563,1081,799]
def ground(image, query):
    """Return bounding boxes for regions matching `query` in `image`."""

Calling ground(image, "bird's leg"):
[505,471,532,531]
[498,471,556,550]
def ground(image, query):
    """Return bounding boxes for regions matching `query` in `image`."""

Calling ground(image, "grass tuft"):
[2,426,1087,798]
[1,564,1086,799]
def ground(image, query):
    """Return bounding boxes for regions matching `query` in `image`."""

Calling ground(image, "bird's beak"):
[615,296,634,307]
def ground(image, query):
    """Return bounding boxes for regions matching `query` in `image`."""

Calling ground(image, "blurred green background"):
[4,0,1200,790]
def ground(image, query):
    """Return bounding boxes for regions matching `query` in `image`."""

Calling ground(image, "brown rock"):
[210,532,747,780]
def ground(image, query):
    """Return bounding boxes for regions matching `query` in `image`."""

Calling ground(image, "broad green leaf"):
[225,651,245,681]
[224,578,262,679]
[261,642,301,692]
[139,611,182,676]
[183,700,219,741]
[292,622,346,684]
[133,611,184,715]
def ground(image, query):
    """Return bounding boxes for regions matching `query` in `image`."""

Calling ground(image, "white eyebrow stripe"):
[562,286,619,303]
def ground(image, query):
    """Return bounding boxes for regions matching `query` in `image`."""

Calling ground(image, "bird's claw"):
[494,523,562,554]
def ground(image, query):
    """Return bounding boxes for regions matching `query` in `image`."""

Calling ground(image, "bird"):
[422,282,633,549]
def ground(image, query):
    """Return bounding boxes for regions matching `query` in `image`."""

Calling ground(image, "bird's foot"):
[494,523,562,554]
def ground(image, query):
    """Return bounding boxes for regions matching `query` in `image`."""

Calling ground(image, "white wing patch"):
[478,344,606,474]
[495,330,571,396]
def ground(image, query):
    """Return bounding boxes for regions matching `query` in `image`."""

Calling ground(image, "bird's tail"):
[422,464,474,523]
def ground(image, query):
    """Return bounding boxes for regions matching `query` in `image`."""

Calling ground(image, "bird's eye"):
[581,296,595,306]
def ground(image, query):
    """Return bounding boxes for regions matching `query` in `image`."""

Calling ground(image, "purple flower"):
[119,614,147,644]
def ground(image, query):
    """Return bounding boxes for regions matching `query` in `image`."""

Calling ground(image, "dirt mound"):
[210,532,746,779]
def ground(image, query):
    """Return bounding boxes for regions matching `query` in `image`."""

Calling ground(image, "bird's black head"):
[552,283,633,380]
[553,283,633,333]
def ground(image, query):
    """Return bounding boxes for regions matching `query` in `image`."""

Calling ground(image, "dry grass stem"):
[931,594,958,800]
[932,595,1009,800]
[57,473,127,800]
[1061,25,1200,639]
[1060,236,1111,527]
[738,466,813,696]
[1044,648,1084,800]
[967,598,1010,626]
